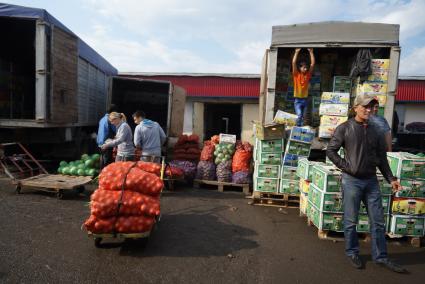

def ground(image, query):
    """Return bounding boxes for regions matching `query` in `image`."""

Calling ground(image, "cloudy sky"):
[5,0,425,75]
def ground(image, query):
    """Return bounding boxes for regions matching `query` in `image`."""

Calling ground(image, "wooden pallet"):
[15,174,92,199]
[193,179,250,195]
[387,233,424,248]
[251,191,300,208]
[305,217,371,242]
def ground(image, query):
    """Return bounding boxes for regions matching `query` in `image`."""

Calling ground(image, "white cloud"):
[400,46,425,75]
[79,0,425,73]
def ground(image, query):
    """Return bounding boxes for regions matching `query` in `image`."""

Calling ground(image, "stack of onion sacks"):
[84,161,164,234]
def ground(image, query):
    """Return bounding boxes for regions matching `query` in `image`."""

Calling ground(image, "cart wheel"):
[94,237,102,248]
[15,185,21,194]
[57,189,64,199]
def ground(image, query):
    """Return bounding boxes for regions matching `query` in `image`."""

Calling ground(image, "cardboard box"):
[396,179,425,198]
[279,178,299,194]
[281,166,298,180]
[309,183,343,213]
[282,153,301,167]
[254,177,279,193]
[356,82,388,95]
[259,152,282,165]
[288,126,315,144]
[372,59,390,70]
[285,140,311,157]
[318,125,338,139]
[321,92,350,104]
[255,164,281,179]
[299,178,310,194]
[333,76,352,93]
[377,175,393,195]
[319,103,349,116]
[389,215,425,237]
[296,158,318,180]
[367,68,389,82]
[273,110,297,126]
[376,95,387,107]
[392,198,425,215]
[299,192,309,215]
[320,115,348,127]
[253,121,286,140]
[311,164,342,192]
[387,152,425,179]
[257,139,284,153]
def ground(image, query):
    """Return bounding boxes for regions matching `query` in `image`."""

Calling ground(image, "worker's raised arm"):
[292,48,301,74]
[308,48,315,73]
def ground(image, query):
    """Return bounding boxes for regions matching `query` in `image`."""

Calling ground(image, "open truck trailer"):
[0,4,185,160]
[259,22,401,153]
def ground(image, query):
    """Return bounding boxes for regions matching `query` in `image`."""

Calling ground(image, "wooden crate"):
[193,179,250,195]
[251,191,300,208]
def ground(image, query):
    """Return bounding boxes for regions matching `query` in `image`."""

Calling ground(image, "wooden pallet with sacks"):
[193,179,250,195]
[250,191,300,208]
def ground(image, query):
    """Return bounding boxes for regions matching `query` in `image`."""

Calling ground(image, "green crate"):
[285,140,311,157]
[378,175,393,195]
[311,165,342,192]
[387,152,425,179]
[259,152,282,165]
[307,201,344,232]
[389,215,425,237]
[254,177,279,193]
[279,178,299,194]
[297,158,319,180]
[309,183,343,213]
[397,179,425,198]
[281,166,298,180]
[255,164,280,179]
[257,139,285,153]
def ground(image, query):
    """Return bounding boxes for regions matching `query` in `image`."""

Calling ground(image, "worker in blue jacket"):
[97,105,116,168]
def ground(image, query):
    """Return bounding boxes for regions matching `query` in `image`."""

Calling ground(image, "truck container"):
[0,4,186,159]
[259,22,401,130]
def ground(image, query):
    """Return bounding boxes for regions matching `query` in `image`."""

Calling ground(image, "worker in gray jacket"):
[133,110,166,163]
[101,112,135,161]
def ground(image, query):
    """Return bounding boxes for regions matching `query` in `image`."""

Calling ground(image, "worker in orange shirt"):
[292,48,315,126]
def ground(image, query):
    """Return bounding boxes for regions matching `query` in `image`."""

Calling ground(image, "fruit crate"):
[299,178,310,194]
[392,198,425,215]
[396,179,425,198]
[389,215,425,237]
[285,140,311,157]
[255,164,280,179]
[387,152,425,179]
[320,92,350,104]
[287,126,315,144]
[282,153,303,168]
[296,158,318,180]
[280,166,298,180]
[310,164,342,193]
[258,152,282,165]
[256,138,285,153]
[279,178,299,195]
[254,177,279,193]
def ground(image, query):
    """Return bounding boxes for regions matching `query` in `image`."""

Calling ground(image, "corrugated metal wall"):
[78,58,108,125]
[397,80,425,102]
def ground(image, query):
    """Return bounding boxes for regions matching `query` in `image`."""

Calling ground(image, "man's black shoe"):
[375,259,408,273]
[348,255,362,269]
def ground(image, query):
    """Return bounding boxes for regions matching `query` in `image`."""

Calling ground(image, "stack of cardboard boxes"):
[354,59,390,116]
[388,152,425,237]
[318,91,350,138]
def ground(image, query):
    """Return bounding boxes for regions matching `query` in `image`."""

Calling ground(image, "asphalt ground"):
[0,178,424,284]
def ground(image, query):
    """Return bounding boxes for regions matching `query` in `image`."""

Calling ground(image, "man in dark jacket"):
[327,94,406,273]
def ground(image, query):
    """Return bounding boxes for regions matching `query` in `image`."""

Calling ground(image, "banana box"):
[259,152,282,165]
[300,192,309,216]
[367,68,389,82]
[318,125,337,139]
[257,138,284,153]
[387,152,425,179]
[319,103,349,117]
[281,166,298,180]
[356,82,388,95]
[392,198,425,215]
[396,179,425,198]
[279,178,299,195]
[297,158,318,180]
[254,177,279,193]
[255,164,280,179]
[310,164,342,193]
[389,215,425,237]
[274,110,297,126]
[376,95,387,107]
[299,178,311,194]
[372,59,390,70]
[321,92,350,104]
[320,115,348,127]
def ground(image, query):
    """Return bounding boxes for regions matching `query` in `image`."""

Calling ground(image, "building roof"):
[0,3,117,75]
[397,78,425,102]
[120,73,261,98]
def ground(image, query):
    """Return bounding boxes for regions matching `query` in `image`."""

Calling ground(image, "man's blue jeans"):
[294,98,307,126]
[342,173,388,261]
